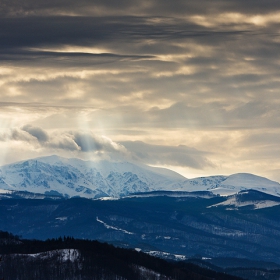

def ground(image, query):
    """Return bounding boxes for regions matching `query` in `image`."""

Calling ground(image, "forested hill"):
[0,230,242,280]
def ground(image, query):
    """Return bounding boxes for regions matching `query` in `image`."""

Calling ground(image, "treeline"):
[0,230,243,280]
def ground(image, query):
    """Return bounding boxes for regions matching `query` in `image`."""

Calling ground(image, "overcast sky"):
[1,0,280,181]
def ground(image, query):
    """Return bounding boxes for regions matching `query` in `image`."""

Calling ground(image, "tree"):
[0,255,4,280]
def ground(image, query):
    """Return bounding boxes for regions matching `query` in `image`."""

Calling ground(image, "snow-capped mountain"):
[0,155,185,198]
[0,155,279,199]
[176,173,280,197]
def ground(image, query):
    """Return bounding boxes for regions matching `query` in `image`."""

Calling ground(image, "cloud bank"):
[0,126,213,170]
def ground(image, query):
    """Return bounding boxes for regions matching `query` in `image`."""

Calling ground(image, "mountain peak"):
[0,155,184,199]
[0,155,279,199]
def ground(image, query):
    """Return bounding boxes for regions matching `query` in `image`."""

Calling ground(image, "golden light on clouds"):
[189,12,280,27]
[1,0,280,182]
[29,46,111,54]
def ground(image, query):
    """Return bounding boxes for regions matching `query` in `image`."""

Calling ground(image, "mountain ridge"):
[0,155,279,199]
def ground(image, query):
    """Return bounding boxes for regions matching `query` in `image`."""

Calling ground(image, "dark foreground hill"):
[0,231,242,280]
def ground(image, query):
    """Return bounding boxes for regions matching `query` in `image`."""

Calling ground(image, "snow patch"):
[135,266,162,279]
[55,217,68,221]
[0,189,12,194]
[97,197,119,201]
[147,250,186,260]
[96,216,134,235]
[164,236,171,239]
[16,249,80,262]
[209,196,280,210]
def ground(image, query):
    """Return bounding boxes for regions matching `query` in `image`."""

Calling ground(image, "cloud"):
[0,125,212,168]
[72,132,127,154]
[47,133,80,151]
[0,1,280,181]
[121,141,214,169]
[2,0,280,18]
[1,11,279,114]
[22,124,49,142]
[0,126,128,156]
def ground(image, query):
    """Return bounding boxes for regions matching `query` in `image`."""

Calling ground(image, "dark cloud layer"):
[2,0,280,17]
[0,16,251,55]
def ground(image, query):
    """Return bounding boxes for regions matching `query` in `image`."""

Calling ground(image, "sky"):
[0,0,280,181]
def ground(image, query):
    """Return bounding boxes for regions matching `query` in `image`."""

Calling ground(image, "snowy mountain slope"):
[218,173,280,197]
[176,173,280,197]
[0,155,184,199]
[0,155,279,199]
[208,190,280,210]
[174,175,227,192]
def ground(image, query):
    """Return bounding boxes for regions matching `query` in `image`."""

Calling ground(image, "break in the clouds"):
[0,0,280,181]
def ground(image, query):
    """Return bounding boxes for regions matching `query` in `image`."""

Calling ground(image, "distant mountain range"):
[0,155,279,199]
[1,155,280,272]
